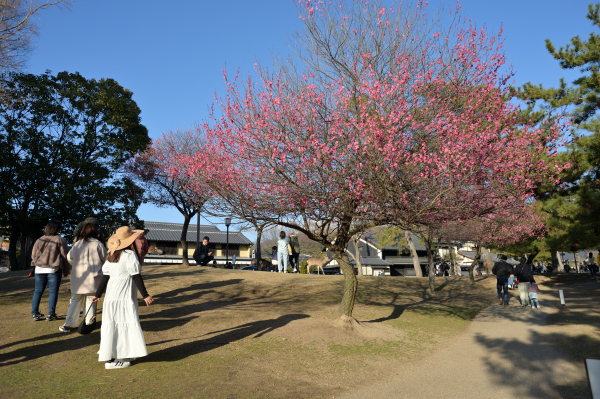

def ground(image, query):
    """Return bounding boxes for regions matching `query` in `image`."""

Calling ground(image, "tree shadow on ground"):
[139,298,250,320]
[152,279,244,305]
[145,314,310,363]
[141,266,207,281]
[474,330,594,398]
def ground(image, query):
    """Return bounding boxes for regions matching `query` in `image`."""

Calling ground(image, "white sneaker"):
[105,360,131,369]
[58,325,72,333]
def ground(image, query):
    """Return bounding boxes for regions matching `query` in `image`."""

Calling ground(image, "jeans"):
[31,269,62,316]
[194,254,214,266]
[277,251,289,272]
[591,267,597,278]
[64,293,97,327]
[289,254,299,270]
[496,277,509,304]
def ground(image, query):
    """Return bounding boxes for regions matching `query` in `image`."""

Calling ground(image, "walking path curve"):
[341,291,584,398]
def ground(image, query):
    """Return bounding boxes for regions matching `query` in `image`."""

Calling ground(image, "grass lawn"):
[0,266,571,398]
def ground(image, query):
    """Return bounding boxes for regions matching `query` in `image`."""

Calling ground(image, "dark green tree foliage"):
[516,4,600,256]
[0,71,150,269]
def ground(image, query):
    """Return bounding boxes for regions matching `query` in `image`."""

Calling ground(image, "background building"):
[143,221,253,266]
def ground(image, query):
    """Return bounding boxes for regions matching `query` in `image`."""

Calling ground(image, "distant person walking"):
[193,236,214,266]
[130,223,149,265]
[277,231,291,273]
[270,246,278,272]
[514,257,533,307]
[492,255,513,306]
[60,223,107,333]
[528,278,541,309]
[92,226,154,369]
[30,220,70,321]
[590,252,598,280]
[289,233,301,272]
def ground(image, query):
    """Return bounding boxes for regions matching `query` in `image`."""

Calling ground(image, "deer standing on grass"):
[306,256,333,275]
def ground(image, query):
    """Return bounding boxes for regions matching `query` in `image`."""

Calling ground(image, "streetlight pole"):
[225,217,231,268]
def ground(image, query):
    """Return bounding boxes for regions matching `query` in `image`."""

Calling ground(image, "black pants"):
[194,254,214,266]
[289,254,300,270]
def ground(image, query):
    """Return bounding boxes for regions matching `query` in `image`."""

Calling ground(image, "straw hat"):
[107,226,143,254]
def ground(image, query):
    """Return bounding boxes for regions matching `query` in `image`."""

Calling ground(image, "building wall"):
[148,240,251,258]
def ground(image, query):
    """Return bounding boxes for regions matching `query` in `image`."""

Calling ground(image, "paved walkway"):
[341,292,583,398]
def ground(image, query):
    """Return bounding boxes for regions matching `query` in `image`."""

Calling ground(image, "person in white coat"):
[59,223,107,332]
[92,226,154,369]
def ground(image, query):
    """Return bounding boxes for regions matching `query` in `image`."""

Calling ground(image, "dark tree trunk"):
[18,235,27,269]
[404,230,423,277]
[526,251,539,265]
[468,246,482,283]
[551,251,560,273]
[331,247,358,318]
[424,234,435,294]
[180,214,192,268]
[8,226,20,271]
[256,227,263,270]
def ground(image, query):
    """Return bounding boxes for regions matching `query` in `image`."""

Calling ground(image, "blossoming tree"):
[174,0,564,323]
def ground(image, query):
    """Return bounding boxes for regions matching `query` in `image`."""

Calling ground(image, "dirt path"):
[341,290,584,399]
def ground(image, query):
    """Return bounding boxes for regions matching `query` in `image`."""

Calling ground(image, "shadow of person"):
[145,314,310,363]
[0,327,102,368]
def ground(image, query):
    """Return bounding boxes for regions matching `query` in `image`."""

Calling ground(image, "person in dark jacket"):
[513,257,533,306]
[492,255,513,306]
[193,236,214,266]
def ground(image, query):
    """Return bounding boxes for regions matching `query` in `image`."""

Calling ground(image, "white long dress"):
[97,250,148,361]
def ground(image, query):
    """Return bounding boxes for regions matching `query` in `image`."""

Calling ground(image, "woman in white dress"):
[92,226,154,370]
[60,223,107,332]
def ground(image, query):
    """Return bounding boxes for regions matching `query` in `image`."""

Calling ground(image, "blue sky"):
[27,0,594,239]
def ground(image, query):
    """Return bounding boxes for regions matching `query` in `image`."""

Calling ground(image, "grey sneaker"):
[32,313,45,321]
[105,360,131,369]
[46,314,57,321]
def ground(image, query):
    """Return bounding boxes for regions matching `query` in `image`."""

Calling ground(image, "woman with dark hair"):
[59,223,107,332]
[30,220,70,321]
[92,226,154,369]
[514,256,533,307]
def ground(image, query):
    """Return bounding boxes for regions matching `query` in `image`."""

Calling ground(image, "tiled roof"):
[384,256,429,266]
[364,232,427,252]
[143,221,252,245]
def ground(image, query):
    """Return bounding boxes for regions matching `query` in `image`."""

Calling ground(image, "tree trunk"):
[526,250,539,265]
[450,246,458,277]
[350,236,364,276]
[480,247,494,275]
[574,252,581,273]
[8,227,20,271]
[404,230,423,277]
[256,227,263,270]
[468,246,482,283]
[424,234,435,294]
[551,251,563,272]
[331,247,358,318]
[18,235,27,269]
[180,214,192,268]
